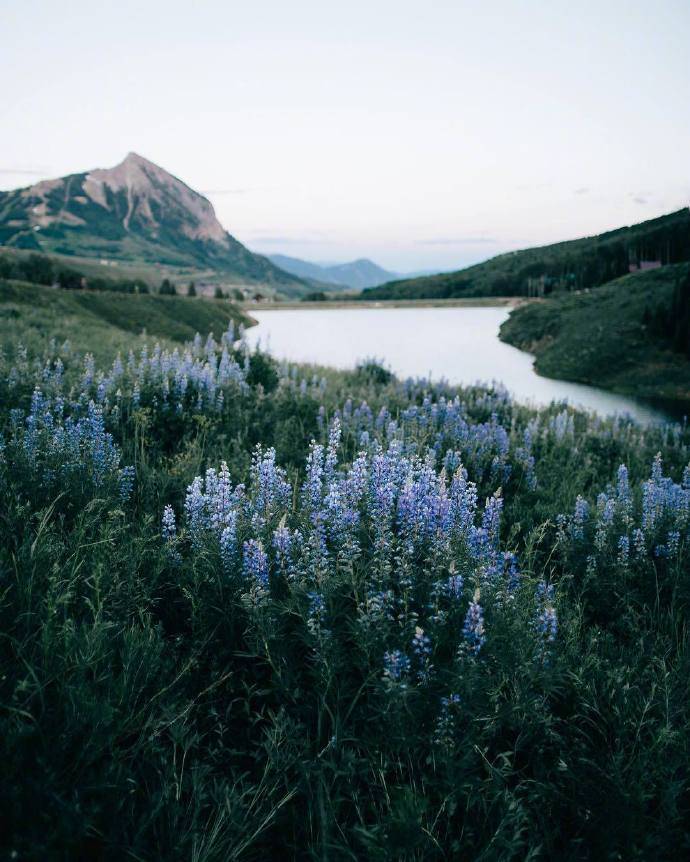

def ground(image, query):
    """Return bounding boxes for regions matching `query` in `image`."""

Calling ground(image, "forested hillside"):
[363,209,690,300]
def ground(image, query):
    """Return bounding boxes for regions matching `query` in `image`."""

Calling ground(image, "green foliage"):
[159,278,177,295]
[646,269,690,356]
[0,279,249,363]
[0,249,152,294]
[353,357,395,385]
[500,263,690,406]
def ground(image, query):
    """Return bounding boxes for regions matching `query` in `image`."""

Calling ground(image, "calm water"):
[245,306,669,423]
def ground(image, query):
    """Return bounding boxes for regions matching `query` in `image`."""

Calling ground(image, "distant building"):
[628,260,662,273]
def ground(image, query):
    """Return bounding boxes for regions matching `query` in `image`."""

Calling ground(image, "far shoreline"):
[241,296,532,311]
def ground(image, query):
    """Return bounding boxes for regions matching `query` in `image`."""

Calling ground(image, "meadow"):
[1,285,689,860]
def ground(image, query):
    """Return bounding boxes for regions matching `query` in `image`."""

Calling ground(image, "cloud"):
[416,237,497,246]
[574,187,589,195]
[629,190,651,205]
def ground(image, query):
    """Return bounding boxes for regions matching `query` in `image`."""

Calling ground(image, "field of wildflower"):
[1,322,689,860]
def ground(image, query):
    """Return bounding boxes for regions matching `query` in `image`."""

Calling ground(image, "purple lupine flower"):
[537,604,558,643]
[220,513,238,572]
[324,417,341,481]
[383,650,411,685]
[447,573,464,598]
[617,535,630,566]
[184,476,208,545]
[504,552,520,591]
[306,591,327,636]
[463,598,486,655]
[303,441,325,514]
[572,496,589,540]
[411,626,431,658]
[242,539,269,587]
[118,465,135,501]
[162,505,177,541]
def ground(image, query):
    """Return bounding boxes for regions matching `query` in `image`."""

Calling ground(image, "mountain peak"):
[118,151,164,173]
[81,153,229,243]
[123,151,148,164]
[0,154,306,292]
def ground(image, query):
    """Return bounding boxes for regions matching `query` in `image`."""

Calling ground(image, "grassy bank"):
[0,279,252,362]
[500,263,690,408]
[1,287,690,859]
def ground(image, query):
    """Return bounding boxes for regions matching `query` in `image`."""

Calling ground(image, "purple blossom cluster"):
[562,455,690,564]
[1,386,132,501]
[165,420,547,686]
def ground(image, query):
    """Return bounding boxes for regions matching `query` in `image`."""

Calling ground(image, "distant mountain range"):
[267,254,397,290]
[0,153,306,294]
[361,209,690,300]
[267,254,442,290]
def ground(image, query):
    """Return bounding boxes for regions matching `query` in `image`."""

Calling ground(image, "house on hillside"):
[628,260,662,273]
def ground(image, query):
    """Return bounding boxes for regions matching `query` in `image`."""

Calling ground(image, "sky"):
[1,0,689,272]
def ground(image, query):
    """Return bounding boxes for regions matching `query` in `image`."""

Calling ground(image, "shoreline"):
[241,296,531,311]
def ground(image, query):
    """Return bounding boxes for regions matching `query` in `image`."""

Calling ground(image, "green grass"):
[499,263,690,406]
[0,279,252,362]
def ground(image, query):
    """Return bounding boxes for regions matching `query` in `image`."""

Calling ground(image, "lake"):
[244,306,668,423]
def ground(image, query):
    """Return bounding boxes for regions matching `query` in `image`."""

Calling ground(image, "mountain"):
[0,152,305,294]
[361,209,690,300]
[267,254,398,289]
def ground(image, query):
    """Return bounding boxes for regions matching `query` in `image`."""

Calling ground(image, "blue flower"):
[463,598,486,655]
[242,539,269,587]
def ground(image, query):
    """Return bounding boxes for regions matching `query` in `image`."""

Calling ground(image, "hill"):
[267,254,398,289]
[0,278,252,362]
[499,263,690,407]
[361,209,690,300]
[0,153,307,296]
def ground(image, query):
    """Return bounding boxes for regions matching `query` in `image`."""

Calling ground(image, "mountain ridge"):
[0,153,306,293]
[267,253,398,290]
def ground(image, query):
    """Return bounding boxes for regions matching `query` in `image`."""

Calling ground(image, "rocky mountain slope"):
[0,153,305,292]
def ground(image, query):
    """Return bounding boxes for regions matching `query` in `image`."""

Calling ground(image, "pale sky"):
[2,0,689,271]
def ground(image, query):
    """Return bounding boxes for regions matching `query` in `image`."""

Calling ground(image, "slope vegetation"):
[0,279,251,362]
[500,263,690,406]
